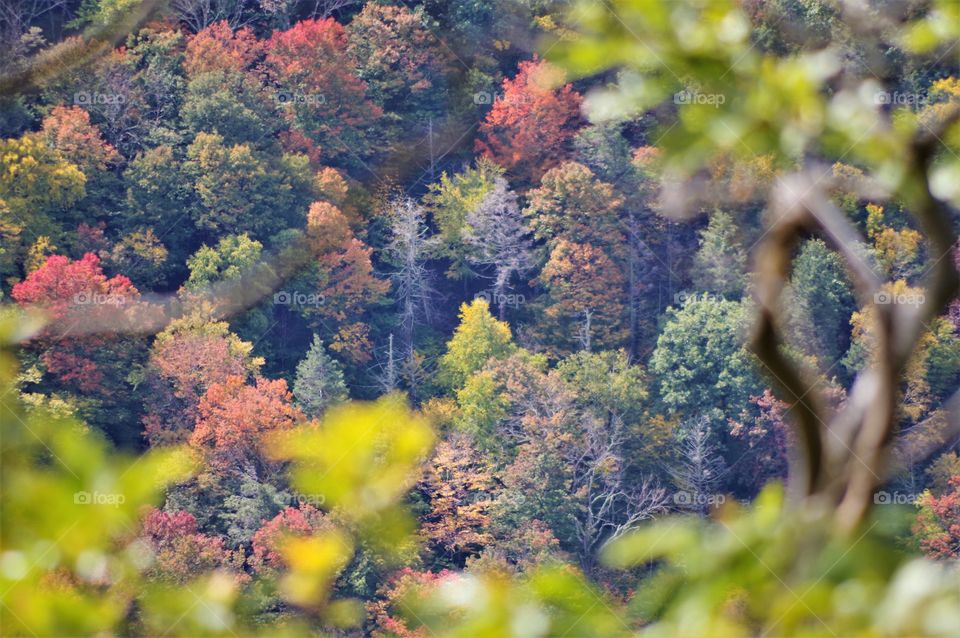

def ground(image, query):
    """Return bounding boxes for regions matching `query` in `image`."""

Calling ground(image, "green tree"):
[650,295,764,421]
[219,473,292,548]
[572,120,637,184]
[691,210,748,299]
[787,238,856,371]
[292,334,348,419]
[181,69,279,147]
[185,233,264,291]
[0,134,85,249]
[424,159,502,278]
[454,369,508,447]
[346,3,449,123]
[184,132,313,240]
[523,161,624,257]
[125,145,195,230]
[123,144,197,279]
[183,233,272,346]
[555,349,647,424]
[437,298,516,389]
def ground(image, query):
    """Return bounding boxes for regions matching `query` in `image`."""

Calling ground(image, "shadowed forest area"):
[1,0,959,635]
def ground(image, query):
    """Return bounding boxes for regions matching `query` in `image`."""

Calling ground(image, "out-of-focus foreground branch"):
[752,103,960,530]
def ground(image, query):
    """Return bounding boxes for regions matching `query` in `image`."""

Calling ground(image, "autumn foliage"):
[183,21,262,77]
[139,508,241,584]
[142,319,261,446]
[40,106,120,173]
[11,253,141,392]
[368,568,456,638]
[913,476,960,560]
[249,503,333,574]
[190,375,303,473]
[3,4,959,637]
[419,437,496,564]
[476,59,582,183]
[304,201,389,362]
[266,19,382,166]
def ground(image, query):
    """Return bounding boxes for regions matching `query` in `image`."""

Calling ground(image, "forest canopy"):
[0,0,958,636]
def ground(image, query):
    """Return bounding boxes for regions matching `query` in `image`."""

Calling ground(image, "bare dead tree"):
[383,197,439,355]
[303,0,358,18]
[577,308,592,352]
[373,333,398,394]
[464,177,534,319]
[254,0,359,28]
[0,0,69,54]
[170,0,255,32]
[571,413,668,572]
[669,415,727,516]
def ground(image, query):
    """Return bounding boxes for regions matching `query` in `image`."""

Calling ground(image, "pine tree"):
[787,238,856,372]
[692,210,747,299]
[293,334,348,419]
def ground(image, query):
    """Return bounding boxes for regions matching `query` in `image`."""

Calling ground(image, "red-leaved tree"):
[183,21,262,77]
[190,375,303,474]
[476,58,582,184]
[139,508,242,584]
[303,201,389,363]
[249,503,334,574]
[368,568,456,638]
[40,106,120,174]
[12,253,142,394]
[913,476,960,560]
[266,18,382,168]
[142,319,261,447]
